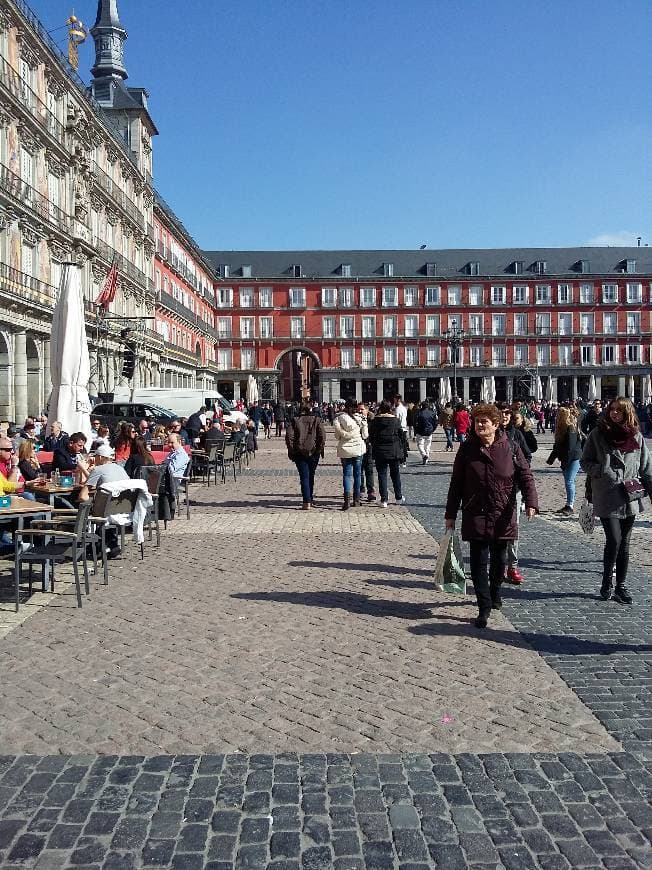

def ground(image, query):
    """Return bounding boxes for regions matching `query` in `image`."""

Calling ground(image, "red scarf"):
[602,420,639,453]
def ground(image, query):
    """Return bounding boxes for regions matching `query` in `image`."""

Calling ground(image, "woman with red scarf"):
[581,397,652,604]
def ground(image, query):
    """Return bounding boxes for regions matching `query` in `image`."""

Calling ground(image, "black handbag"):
[621,478,647,502]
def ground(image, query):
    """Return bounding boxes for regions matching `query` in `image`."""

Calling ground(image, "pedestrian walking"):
[498,404,534,586]
[546,406,584,516]
[285,401,326,510]
[334,399,368,511]
[368,399,408,508]
[445,403,538,629]
[439,403,455,451]
[453,404,471,443]
[414,401,437,465]
[273,401,285,437]
[581,397,652,604]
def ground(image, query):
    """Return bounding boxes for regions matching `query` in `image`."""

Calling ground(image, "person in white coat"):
[334,399,368,510]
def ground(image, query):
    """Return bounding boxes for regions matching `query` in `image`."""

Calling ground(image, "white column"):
[376,378,384,403]
[419,378,427,402]
[618,376,626,396]
[572,376,579,399]
[13,330,27,423]
[463,378,470,404]
[355,379,362,402]
[233,380,241,400]
[42,339,51,410]
[397,377,405,398]
[594,375,602,399]
[321,380,330,403]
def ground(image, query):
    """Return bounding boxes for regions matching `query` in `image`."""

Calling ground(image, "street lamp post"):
[444,319,466,404]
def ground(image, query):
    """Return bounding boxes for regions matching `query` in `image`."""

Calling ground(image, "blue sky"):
[35,0,652,251]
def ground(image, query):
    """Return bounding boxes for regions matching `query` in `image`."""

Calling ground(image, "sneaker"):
[434,582,444,592]
[612,586,633,605]
[367,493,377,502]
[422,456,428,465]
[380,501,388,509]
[396,496,406,505]
[555,505,574,517]
[599,582,612,601]
[506,567,524,585]
[473,614,489,629]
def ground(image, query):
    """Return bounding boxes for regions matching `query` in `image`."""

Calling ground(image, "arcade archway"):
[275,348,321,402]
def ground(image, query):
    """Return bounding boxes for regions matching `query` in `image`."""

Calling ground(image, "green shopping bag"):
[434,529,467,595]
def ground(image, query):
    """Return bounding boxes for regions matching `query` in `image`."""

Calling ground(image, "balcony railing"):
[0,163,73,234]
[91,162,145,229]
[158,289,218,339]
[93,237,149,288]
[0,57,66,146]
[0,261,57,309]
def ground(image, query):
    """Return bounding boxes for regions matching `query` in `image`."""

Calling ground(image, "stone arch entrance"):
[26,335,41,416]
[275,348,321,402]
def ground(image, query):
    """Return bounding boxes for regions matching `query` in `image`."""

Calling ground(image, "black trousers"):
[275,422,283,436]
[361,448,375,494]
[468,540,508,615]
[600,515,635,587]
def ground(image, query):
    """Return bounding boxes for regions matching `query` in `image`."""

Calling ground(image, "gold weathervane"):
[66,13,87,70]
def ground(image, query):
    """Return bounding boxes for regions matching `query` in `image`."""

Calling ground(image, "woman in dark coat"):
[368,399,408,508]
[445,403,539,628]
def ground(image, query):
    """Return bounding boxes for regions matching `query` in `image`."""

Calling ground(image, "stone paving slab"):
[164,511,428,535]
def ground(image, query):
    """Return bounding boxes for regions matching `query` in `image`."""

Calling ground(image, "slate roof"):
[202,247,651,280]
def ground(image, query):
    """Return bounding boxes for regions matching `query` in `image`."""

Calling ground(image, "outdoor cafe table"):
[25,480,79,507]
[0,496,53,611]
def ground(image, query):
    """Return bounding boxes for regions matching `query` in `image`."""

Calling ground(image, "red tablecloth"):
[36,451,53,464]
[36,446,191,466]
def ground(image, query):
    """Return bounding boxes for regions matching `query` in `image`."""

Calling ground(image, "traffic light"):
[121,341,136,379]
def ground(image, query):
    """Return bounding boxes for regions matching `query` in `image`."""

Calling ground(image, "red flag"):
[96,261,118,310]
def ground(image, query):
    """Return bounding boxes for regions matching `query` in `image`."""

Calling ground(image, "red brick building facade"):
[202,248,652,405]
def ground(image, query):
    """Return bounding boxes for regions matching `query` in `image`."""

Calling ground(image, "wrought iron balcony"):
[0,163,73,234]
[0,261,56,310]
[91,161,145,229]
[0,57,66,147]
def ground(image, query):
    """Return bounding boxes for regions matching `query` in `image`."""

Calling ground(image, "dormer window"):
[291,264,302,278]
[425,262,437,277]
[468,261,480,276]
[511,260,524,275]
[579,259,590,274]
[341,263,352,278]
[624,259,636,274]
[383,262,394,277]
[533,260,547,275]
[217,264,230,278]
[242,264,252,278]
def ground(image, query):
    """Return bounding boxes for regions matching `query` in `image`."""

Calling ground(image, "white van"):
[112,388,247,425]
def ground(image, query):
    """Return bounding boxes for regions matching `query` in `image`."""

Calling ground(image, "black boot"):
[613,585,633,604]
[474,612,490,628]
[341,493,351,512]
[490,581,502,610]
[599,578,612,601]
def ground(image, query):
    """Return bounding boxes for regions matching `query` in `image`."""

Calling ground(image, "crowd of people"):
[282,393,652,628]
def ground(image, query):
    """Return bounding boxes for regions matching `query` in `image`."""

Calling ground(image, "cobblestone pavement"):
[0,431,649,868]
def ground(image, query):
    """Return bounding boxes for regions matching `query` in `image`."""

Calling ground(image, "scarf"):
[602,420,639,453]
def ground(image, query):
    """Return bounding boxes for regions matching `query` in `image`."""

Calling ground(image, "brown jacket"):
[445,431,539,541]
[286,414,326,460]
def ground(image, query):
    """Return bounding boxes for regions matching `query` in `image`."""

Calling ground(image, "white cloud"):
[585,231,640,247]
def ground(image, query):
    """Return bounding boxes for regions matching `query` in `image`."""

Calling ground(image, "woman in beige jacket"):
[334,399,368,510]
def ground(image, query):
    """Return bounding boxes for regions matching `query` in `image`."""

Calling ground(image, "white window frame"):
[240,317,254,339]
[404,346,418,367]
[360,286,376,307]
[626,282,642,303]
[383,346,397,367]
[217,348,232,370]
[580,313,594,336]
[426,345,440,366]
[602,345,617,364]
[340,315,355,338]
[258,287,272,307]
[602,312,617,335]
[382,286,398,307]
[290,316,305,339]
[514,313,528,336]
[579,283,594,304]
[240,347,255,370]
[217,316,232,338]
[581,345,596,365]
[216,287,233,308]
[289,287,306,308]
[491,285,506,304]
[513,285,529,304]
[469,314,483,336]
[626,312,641,336]
[339,287,353,308]
[383,315,397,338]
[514,344,528,366]
[468,285,483,306]
[602,283,618,303]
[322,316,336,339]
[492,345,507,366]
[340,347,354,369]
[491,314,506,336]
[321,287,337,307]
[447,285,461,306]
[469,345,483,367]
[425,285,441,305]
[626,344,641,364]
[259,316,273,338]
[239,287,254,308]
[535,285,551,305]
[557,312,573,337]
[537,345,551,366]
[404,286,418,306]
[557,284,572,304]
[361,316,375,338]
[535,313,551,335]
[404,314,419,338]
[425,314,440,337]
[361,347,375,368]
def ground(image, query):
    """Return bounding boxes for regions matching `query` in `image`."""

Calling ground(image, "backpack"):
[293,415,319,458]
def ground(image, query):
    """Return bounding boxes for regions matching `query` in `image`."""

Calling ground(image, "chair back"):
[72,500,93,535]
[222,442,236,463]
[93,487,141,517]
[207,445,221,462]
[139,464,164,496]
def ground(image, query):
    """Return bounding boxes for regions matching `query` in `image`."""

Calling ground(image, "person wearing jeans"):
[546,406,583,516]
[581,396,652,604]
[334,400,368,511]
[295,454,320,507]
[368,400,408,508]
[445,403,538,629]
[286,402,326,510]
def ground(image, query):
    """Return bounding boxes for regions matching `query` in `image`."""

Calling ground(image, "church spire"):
[90,0,128,81]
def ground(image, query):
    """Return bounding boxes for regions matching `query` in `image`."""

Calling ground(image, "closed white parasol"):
[47,262,92,440]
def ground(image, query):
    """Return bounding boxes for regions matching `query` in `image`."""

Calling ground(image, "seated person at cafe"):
[165,432,190,480]
[43,420,68,451]
[200,420,225,451]
[137,419,152,444]
[0,436,20,494]
[52,431,88,477]
[125,436,154,478]
[91,424,111,452]
[169,419,190,446]
[18,440,41,482]
[78,444,129,558]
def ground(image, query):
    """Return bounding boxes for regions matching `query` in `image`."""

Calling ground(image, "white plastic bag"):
[578,499,595,535]
[434,529,467,594]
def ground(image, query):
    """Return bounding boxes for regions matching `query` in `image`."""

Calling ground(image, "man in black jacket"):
[414,401,438,465]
